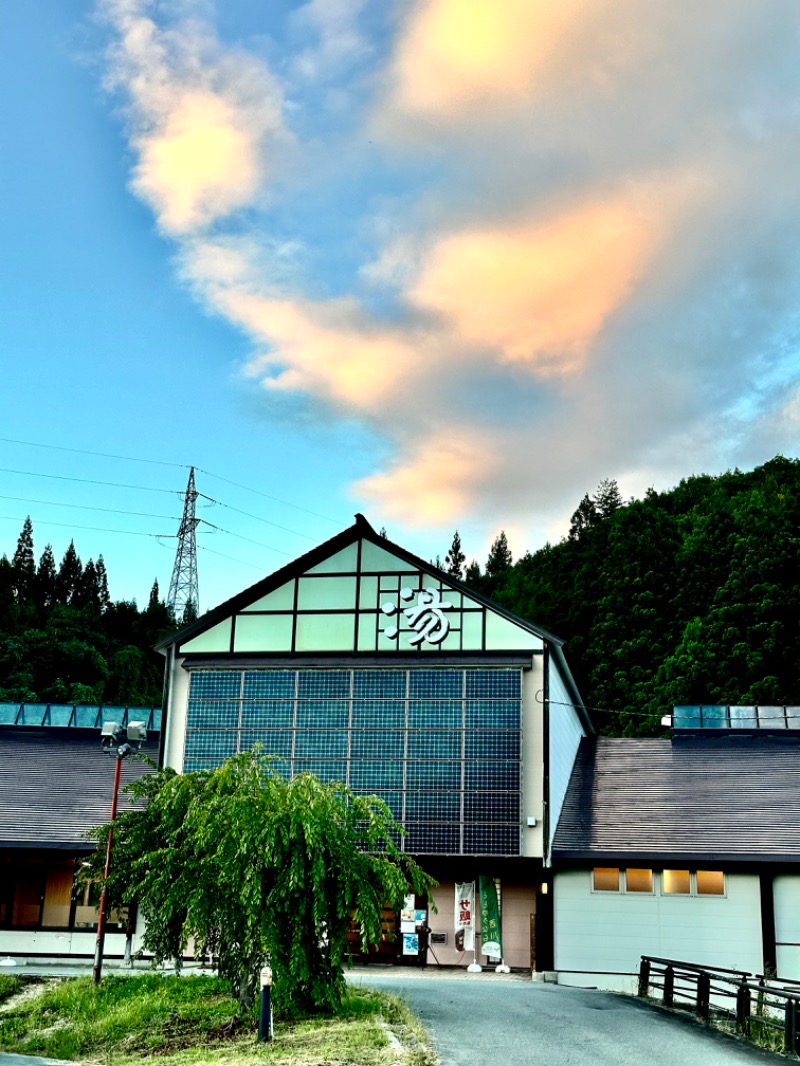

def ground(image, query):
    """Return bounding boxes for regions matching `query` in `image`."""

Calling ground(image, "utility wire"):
[0,515,175,538]
[0,436,186,469]
[0,493,180,522]
[197,494,317,541]
[197,543,277,571]
[199,519,290,556]
[195,467,339,524]
[0,467,180,495]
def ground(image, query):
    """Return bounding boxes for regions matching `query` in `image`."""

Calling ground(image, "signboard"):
[478,875,502,958]
[455,881,475,952]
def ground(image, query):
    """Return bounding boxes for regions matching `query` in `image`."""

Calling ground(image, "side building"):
[157,514,591,970]
[551,708,800,990]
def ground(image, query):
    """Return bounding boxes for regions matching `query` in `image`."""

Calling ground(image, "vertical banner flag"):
[478,875,502,958]
[455,882,475,951]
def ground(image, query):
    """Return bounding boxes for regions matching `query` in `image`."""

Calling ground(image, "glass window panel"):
[242,581,295,611]
[409,670,462,698]
[295,614,355,651]
[151,707,163,731]
[48,705,73,726]
[295,699,349,729]
[239,730,293,759]
[306,544,358,573]
[298,671,350,699]
[357,613,378,652]
[464,762,519,791]
[353,670,406,699]
[787,706,800,731]
[663,869,691,894]
[408,731,461,760]
[592,868,620,892]
[406,761,461,790]
[758,705,787,728]
[625,869,653,893]
[408,700,462,729]
[73,706,100,727]
[349,760,403,790]
[351,699,406,729]
[19,704,48,725]
[466,699,520,729]
[464,824,518,855]
[297,576,357,610]
[700,705,728,728]
[465,731,520,760]
[241,699,294,728]
[186,700,240,728]
[404,792,461,820]
[696,870,725,895]
[672,705,700,729]
[350,730,405,759]
[189,671,241,698]
[292,760,347,784]
[464,792,519,822]
[0,703,19,725]
[295,729,348,758]
[729,705,758,729]
[358,575,379,609]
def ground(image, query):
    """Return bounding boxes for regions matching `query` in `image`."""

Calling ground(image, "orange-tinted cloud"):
[384,0,636,121]
[355,430,497,523]
[408,187,672,373]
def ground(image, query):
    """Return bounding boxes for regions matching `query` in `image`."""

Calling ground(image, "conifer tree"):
[36,544,57,610]
[11,517,35,606]
[594,478,623,518]
[147,578,161,611]
[75,559,101,611]
[445,530,466,580]
[568,494,599,540]
[56,541,83,605]
[486,531,512,578]
[95,555,111,612]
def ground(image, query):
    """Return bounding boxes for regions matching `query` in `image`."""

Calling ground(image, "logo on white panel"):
[381,587,453,646]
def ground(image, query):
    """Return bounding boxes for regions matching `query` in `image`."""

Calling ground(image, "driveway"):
[349,973,780,1066]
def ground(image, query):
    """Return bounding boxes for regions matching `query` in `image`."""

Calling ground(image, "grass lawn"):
[0,974,435,1066]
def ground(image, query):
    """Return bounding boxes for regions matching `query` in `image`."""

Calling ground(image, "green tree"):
[56,541,83,605]
[11,517,35,606]
[445,531,466,580]
[568,494,598,541]
[593,478,624,518]
[88,752,435,1016]
[35,544,57,610]
[95,555,111,612]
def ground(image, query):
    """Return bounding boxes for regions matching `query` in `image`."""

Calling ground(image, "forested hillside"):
[0,518,174,706]
[462,455,800,735]
[4,455,799,731]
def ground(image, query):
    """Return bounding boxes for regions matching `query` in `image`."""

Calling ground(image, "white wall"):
[163,654,189,771]
[0,929,141,958]
[554,869,763,986]
[521,654,545,858]
[774,875,800,980]
[547,661,585,847]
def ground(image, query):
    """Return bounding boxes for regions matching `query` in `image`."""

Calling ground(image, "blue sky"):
[1,0,799,610]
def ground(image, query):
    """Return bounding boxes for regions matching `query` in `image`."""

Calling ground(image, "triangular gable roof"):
[156,515,573,665]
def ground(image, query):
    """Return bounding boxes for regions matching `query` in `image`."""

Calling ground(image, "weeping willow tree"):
[87,751,435,1016]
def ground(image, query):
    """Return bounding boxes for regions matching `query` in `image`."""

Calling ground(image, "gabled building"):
[157,514,591,969]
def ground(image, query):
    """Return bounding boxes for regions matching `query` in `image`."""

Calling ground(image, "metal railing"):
[638,955,800,1056]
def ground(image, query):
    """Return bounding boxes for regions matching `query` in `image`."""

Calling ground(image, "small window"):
[663,869,691,895]
[696,870,725,895]
[625,868,653,893]
[592,868,620,892]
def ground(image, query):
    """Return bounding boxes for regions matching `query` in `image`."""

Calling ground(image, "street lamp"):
[92,721,147,985]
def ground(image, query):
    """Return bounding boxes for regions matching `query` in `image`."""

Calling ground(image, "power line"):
[198,545,275,571]
[0,467,180,495]
[195,467,339,524]
[199,519,291,556]
[197,494,317,541]
[0,515,175,538]
[0,436,187,469]
[0,493,180,521]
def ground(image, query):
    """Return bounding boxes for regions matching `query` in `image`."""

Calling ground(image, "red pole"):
[93,752,123,984]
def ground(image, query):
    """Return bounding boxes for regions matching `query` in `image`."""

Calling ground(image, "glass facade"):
[184,667,522,856]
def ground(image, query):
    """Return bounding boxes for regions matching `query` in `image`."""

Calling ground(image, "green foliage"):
[486,456,800,734]
[0,521,175,705]
[86,751,436,1017]
[445,530,466,579]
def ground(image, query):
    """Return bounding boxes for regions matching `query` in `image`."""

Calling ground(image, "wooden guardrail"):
[638,955,800,1056]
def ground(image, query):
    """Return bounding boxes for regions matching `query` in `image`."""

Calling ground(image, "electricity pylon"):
[167,467,200,622]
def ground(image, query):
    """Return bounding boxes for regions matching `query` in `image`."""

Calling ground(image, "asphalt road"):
[350,974,781,1066]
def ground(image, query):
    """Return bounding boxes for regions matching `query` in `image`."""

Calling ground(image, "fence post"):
[638,958,651,998]
[736,981,751,1035]
[664,965,674,1008]
[696,971,710,1022]
[785,999,797,1057]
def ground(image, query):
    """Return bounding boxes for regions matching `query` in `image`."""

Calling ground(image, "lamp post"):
[92,721,147,985]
